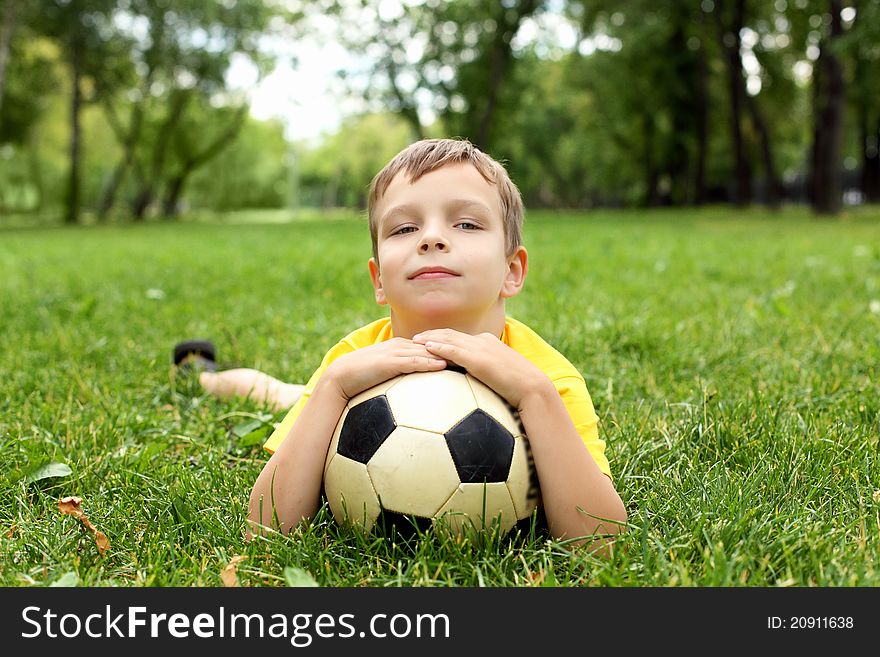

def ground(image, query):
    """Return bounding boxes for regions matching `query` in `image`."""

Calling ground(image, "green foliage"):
[187,116,291,211]
[2,0,879,219]
[1,206,879,586]
[296,113,414,209]
[0,37,58,146]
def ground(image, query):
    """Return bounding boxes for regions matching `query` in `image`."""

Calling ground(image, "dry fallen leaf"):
[93,530,110,554]
[58,496,84,518]
[6,523,17,539]
[58,496,110,555]
[221,555,247,587]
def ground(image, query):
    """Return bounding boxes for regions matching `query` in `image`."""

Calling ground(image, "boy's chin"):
[396,300,467,323]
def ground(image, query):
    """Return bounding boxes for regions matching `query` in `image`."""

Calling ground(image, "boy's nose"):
[418,233,448,252]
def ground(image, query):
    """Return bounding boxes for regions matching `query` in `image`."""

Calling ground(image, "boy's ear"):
[368,258,387,305]
[500,246,528,299]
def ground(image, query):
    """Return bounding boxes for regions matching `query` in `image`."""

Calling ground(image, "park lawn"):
[0,205,878,587]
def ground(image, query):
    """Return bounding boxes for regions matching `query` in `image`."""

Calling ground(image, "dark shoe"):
[173,339,218,376]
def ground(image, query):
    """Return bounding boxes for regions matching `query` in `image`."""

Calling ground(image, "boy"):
[223,138,626,551]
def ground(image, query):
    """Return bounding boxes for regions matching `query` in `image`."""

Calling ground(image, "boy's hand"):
[412,329,549,410]
[325,338,447,400]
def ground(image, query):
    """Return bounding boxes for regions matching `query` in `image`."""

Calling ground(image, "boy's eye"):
[392,225,417,235]
[456,220,479,230]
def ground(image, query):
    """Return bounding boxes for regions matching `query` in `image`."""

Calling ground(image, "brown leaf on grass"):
[93,530,110,554]
[221,555,247,587]
[58,496,110,556]
[6,523,17,538]
[58,496,84,518]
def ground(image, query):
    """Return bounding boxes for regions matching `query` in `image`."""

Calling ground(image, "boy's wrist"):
[317,362,351,403]
[516,375,557,412]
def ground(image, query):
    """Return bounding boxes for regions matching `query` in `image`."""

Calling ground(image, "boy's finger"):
[394,344,444,358]
[415,331,472,348]
[399,355,447,372]
[412,328,462,343]
[423,341,469,363]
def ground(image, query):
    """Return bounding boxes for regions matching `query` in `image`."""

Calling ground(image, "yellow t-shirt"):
[263,316,611,478]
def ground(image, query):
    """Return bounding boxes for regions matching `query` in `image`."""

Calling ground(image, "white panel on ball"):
[347,375,403,409]
[384,370,477,434]
[367,425,461,517]
[323,454,381,531]
[435,482,517,534]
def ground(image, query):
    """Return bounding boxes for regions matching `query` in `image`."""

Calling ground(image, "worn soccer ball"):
[322,368,542,536]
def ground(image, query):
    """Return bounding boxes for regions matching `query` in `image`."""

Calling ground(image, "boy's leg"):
[198,369,305,413]
[173,340,304,412]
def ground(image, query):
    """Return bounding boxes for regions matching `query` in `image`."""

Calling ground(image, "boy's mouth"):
[409,266,459,280]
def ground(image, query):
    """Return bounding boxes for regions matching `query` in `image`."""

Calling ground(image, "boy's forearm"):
[247,374,348,536]
[518,381,628,552]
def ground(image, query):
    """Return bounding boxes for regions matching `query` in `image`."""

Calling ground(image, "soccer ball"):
[322,368,542,536]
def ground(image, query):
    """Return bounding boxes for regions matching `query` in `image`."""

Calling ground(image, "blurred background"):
[0,0,877,226]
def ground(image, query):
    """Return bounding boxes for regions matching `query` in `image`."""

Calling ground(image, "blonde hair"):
[367,138,524,261]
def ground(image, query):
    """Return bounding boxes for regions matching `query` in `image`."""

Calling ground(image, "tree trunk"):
[473,0,539,151]
[28,141,43,211]
[643,114,660,206]
[667,15,693,205]
[745,92,783,208]
[475,41,510,151]
[131,187,153,221]
[98,156,130,219]
[714,0,752,207]
[98,97,149,220]
[0,0,19,117]
[64,35,83,225]
[128,157,150,220]
[162,173,186,218]
[382,41,426,141]
[862,118,880,203]
[808,0,846,215]
[131,89,190,220]
[388,62,426,141]
[161,105,248,218]
[694,36,709,205]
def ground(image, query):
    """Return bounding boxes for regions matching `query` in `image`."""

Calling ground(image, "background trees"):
[0,0,875,223]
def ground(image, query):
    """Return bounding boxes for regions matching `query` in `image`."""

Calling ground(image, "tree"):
[841,0,880,203]
[39,0,119,224]
[0,2,67,139]
[807,0,847,214]
[96,0,286,220]
[297,112,413,209]
[330,0,547,153]
[187,115,290,211]
[0,0,21,116]
[432,0,544,150]
[711,0,755,206]
[160,100,248,217]
[564,0,720,206]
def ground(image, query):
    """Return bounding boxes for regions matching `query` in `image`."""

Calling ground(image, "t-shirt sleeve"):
[262,391,308,454]
[262,340,356,454]
[553,374,612,479]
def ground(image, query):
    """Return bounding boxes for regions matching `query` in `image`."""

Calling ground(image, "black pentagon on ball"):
[337,395,397,464]
[444,409,515,483]
[374,510,433,543]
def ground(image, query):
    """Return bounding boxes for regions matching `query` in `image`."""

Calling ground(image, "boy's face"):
[369,163,526,333]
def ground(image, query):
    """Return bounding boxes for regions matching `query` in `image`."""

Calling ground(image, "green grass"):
[1,205,879,587]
